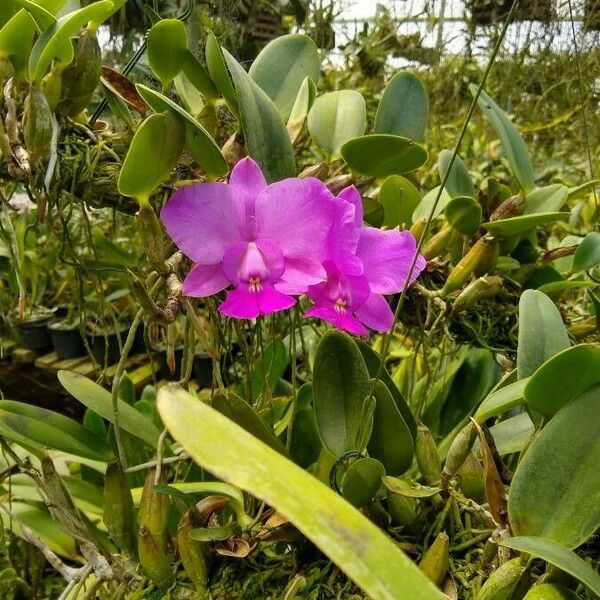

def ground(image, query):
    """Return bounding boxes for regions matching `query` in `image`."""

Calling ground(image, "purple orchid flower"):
[161,158,335,319]
[306,186,426,336]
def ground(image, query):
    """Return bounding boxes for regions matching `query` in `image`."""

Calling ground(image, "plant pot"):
[14,314,53,351]
[48,320,86,360]
[193,353,213,389]
[87,326,129,366]
[157,346,184,381]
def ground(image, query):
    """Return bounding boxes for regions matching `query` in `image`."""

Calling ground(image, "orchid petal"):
[275,256,327,295]
[337,185,363,226]
[320,195,362,273]
[255,178,335,258]
[161,183,246,264]
[357,228,426,295]
[182,263,229,297]
[305,306,368,337]
[218,289,260,319]
[354,293,394,332]
[230,157,267,194]
[256,287,296,315]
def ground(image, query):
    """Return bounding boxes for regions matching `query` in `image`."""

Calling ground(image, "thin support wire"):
[370,0,522,391]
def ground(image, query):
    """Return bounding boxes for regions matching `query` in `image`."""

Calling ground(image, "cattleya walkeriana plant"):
[161,157,426,335]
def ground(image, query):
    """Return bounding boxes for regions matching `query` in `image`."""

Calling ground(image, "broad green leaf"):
[572,232,600,272]
[517,289,570,380]
[0,400,113,462]
[117,110,185,199]
[18,0,56,31]
[9,502,78,558]
[147,18,187,88]
[212,392,287,456]
[290,387,322,469]
[485,412,534,456]
[482,212,568,236]
[536,280,597,294]
[180,48,218,100]
[437,150,475,198]
[501,536,600,597]
[313,330,370,457]
[524,185,568,215]
[475,377,528,421]
[355,339,416,440]
[157,385,444,600]
[287,76,316,143]
[379,175,421,228]
[249,34,320,120]
[524,344,600,417]
[136,84,227,178]
[471,86,534,192]
[205,31,238,115]
[367,379,413,475]
[412,185,452,222]
[29,1,113,83]
[250,339,288,400]
[382,477,440,498]
[58,370,161,447]
[341,135,428,178]
[508,386,600,548]
[341,458,385,507]
[223,49,295,182]
[307,90,366,157]
[174,71,205,116]
[444,196,482,236]
[567,179,600,200]
[374,72,428,142]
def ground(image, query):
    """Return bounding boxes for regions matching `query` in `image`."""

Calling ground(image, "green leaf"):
[524,344,600,417]
[572,232,600,272]
[249,34,320,120]
[9,502,78,558]
[485,412,534,456]
[58,370,161,447]
[517,289,570,380]
[313,330,370,457]
[136,84,228,179]
[412,185,452,223]
[212,392,287,456]
[437,150,475,198]
[180,48,219,100]
[482,212,568,236]
[290,386,322,469]
[205,31,238,115]
[470,86,534,192]
[508,386,600,548]
[157,385,444,600]
[0,10,37,75]
[29,1,113,83]
[367,380,413,475]
[524,185,568,215]
[223,48,295,182]
[536,280,596,294]
[250,339,288,400]
[307,90,367,157]
[287,76,316,144]
[474,377,528,421]
[355,339,417,441]
[379,175,421,228]
[567,178,600,201]
[147,18,188,89]
[342,134,428,178]
[341,457,385,507]
[18,0,56,31]
[382,477,440,498]
[444,196,482,236]
[501,536,600,597]
[117,111,185,199]
[0,400,113,462]
[374,72,428,142]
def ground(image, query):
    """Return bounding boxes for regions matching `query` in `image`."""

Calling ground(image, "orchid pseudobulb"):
[160,158,426,335]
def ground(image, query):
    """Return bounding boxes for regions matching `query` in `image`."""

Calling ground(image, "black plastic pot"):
[14,315,53,351]
[193,353,213,389]
[87,326,129,366]
[48,320,86,359]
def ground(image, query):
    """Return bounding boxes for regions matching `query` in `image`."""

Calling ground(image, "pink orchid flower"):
[306,186,426,336]
[161,158,335,319]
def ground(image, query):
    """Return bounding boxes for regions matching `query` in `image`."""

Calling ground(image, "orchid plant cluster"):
[161,158,426,336]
